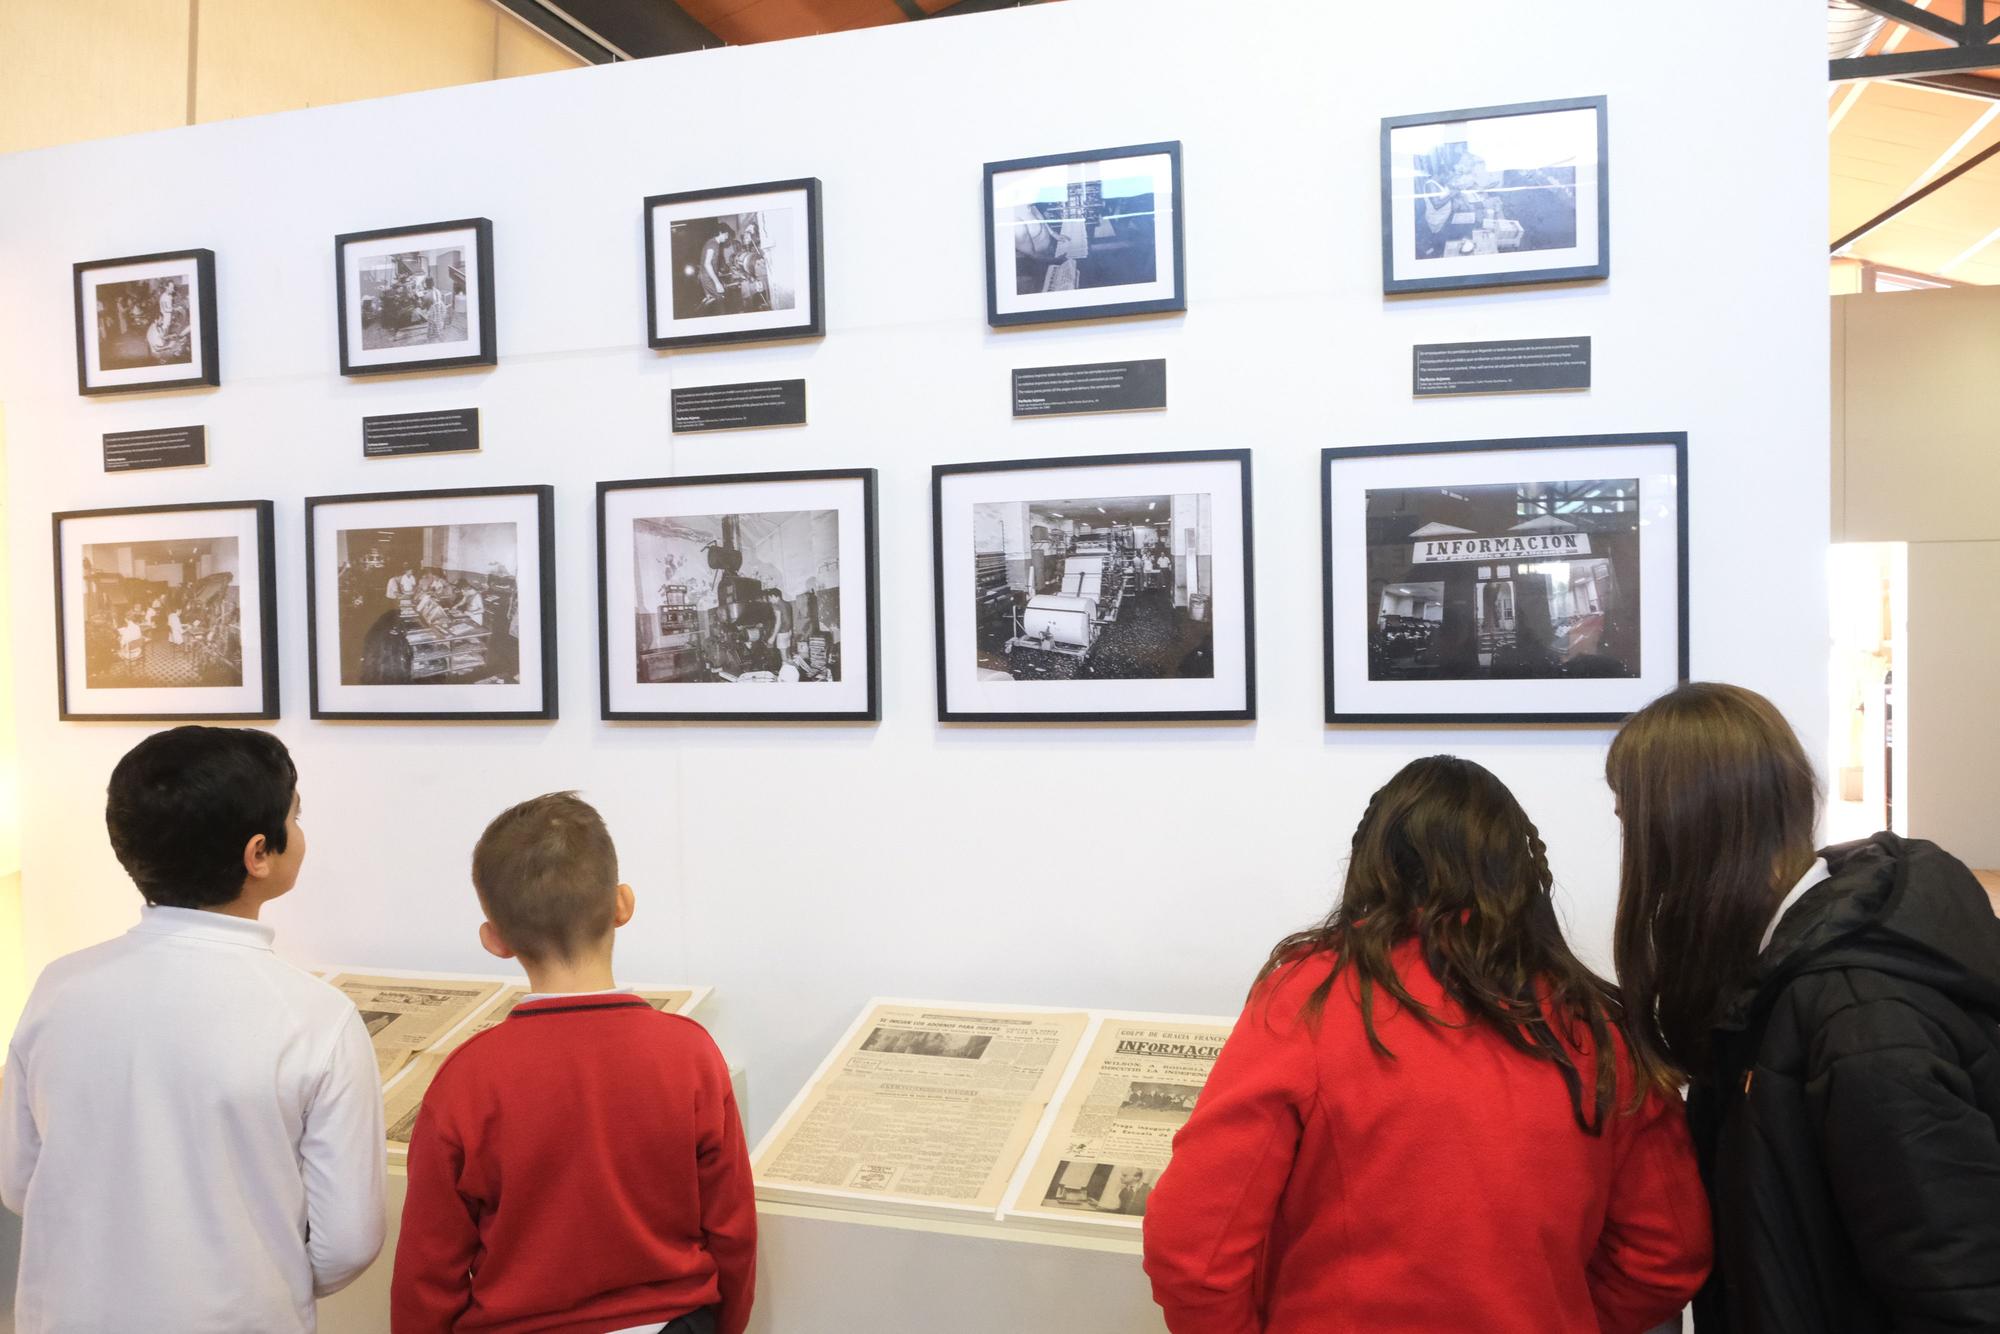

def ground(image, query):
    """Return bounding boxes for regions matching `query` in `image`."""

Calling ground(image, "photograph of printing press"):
[334,522,520,686]
[631,509,842,686]
[971,492,1213,682]
[599,469,878,721]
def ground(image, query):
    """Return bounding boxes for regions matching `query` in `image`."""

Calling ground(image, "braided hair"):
[1254,755,1640,1134]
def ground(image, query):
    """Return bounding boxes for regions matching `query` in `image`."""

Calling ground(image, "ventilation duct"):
[1829,0,1888,61]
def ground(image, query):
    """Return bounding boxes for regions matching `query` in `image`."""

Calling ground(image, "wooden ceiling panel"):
[679,0,936,45]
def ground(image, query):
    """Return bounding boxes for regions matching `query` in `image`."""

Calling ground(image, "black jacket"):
[1689,833,2000,1333]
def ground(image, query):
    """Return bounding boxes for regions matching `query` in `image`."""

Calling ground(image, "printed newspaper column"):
[753,1002,1089,1214]
[328,973,505,1083]
[381,985,700,1152]
[1003,1015,1234,1229]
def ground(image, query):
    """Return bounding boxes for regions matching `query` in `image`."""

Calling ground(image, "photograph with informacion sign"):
[334,217,497,376]
[1322,433,1686,724]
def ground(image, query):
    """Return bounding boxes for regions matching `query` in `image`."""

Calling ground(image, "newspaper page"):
[754,1002,1089,1213]
[326,973,504,1083]
[1004,1015,1233,1229]
[381,985,703,1153]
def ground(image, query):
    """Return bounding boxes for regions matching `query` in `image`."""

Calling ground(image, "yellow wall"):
[0,4,574,1029]
[0,0,583,156]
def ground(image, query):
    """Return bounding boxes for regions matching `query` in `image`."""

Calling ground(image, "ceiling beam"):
[489,0,719,61]
[1831,135,2000,253]
[1834,3,2000,81]
[1896,72,2000,99]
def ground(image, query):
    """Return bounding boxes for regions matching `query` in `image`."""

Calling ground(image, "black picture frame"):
[932,448,1255,723]
[1321,432,1688,725]
[1379,95,1609,295]
[72,248,220,396]
[597,468,880,721]
[643,178,826,350]
[304,484,557,721]
[52,499,278,720]
[983,140,1186,328]
[334,217,497,376]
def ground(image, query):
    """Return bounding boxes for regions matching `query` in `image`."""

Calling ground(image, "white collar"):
[130,904,276,951]
[1759,858,1831,953]
[518,986,633,1004]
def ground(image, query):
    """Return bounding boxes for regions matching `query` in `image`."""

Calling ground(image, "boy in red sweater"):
[391,792,756,1334]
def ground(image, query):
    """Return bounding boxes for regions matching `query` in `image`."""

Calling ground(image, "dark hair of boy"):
[105,725,298,909]
[471,792,619,960]
[1255,754,1647,1133]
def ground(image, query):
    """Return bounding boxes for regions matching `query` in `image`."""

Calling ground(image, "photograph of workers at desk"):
[334,522,521,686]
[971,492,1214,682]
[630,508,843,686]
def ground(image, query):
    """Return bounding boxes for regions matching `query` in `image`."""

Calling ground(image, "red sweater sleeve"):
[1143,964,1322,1334]
[697,1042,758,1334]
[1587,1089,1712,1333]
[389,1098,479,1333]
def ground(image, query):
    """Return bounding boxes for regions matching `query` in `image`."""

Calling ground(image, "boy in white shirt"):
[0,726,385,1333]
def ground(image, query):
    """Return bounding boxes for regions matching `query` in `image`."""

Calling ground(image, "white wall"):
[0,0,1831,1143]
[1832,285,2000,866]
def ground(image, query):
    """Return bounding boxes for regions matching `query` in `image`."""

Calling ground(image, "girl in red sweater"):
[1143,756,1711,1334]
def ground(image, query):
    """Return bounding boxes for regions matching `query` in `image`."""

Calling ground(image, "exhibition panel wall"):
[0,0,1830,1144]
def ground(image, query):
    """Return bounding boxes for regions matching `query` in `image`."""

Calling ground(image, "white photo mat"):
[602,475,872,716]
[937,455,1249,717]
[649,185,816,341]
[58,505,268,717]
[308,490,547,715]
[1326,441,1681,718]
[339,223,485,370]
[1386,105,1602,285]
[990,150,1178,318]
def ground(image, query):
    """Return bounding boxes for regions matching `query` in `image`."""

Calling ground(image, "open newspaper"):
[382,984,702,1152]
[327,973,505,1083]
[1001,1014,1233,1230]
[753,1002,1089,1214]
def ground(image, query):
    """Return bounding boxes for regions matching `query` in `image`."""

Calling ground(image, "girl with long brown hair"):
[1608,682,2000,1334]
[1144,755,1709,1334]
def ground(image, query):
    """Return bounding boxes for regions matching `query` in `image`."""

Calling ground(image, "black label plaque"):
[363,408,480,458]
[103,425,205,473]
[1412,337,1592,397]
[672,379,807,433]
[1013,359,1167,417]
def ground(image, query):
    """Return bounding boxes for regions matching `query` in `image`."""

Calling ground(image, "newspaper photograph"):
[1006,1015,1232,1227]
[327,973,504,1083]
[379,985,700,1152]
[755,1002,1089,1212]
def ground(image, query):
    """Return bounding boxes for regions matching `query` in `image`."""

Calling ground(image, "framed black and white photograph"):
[305,485,555,720]
[984,141,1184,328]
[1380,96,1607,294]
[53,501,276,719]
[644,179,824,350]
[598,468,878,721]
[933,449,1253,723]
[72,249,219,395]
[1322,433,1686,724]
[334,218,496,375]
